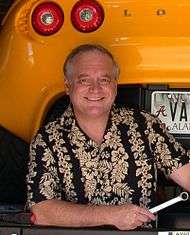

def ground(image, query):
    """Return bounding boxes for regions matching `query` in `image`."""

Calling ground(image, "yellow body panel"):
[1,0,190,142]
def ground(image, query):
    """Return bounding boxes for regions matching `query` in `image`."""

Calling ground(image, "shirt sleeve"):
[146,114,190,177]
[26,128,62,209]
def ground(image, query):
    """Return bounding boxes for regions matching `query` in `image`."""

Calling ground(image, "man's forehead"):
[78,73,112,78]
[73,58,114,73]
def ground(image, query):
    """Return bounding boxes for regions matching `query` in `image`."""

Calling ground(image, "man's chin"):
[84,107,109,118]
[74,103,113,119]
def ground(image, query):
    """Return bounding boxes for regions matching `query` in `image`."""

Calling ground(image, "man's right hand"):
[108,203,156,230]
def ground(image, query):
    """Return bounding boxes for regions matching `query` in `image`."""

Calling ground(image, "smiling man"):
[64,45,118,145]
[26,44,190,230]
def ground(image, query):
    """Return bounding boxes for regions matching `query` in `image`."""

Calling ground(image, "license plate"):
[158,232,190,235]
[151,91,190,134]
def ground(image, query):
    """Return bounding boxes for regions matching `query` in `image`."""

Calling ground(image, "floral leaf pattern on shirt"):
[141,111,189,176]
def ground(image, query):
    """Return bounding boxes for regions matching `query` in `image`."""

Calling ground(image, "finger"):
[138,207,156,220]
[126,220,142,230]
[137,213,152,223]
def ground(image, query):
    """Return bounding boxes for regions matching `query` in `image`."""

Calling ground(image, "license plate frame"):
[151,91,190,134]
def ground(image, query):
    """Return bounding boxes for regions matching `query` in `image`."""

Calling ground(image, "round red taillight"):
[32,2,64,36]
[71,0,104,33]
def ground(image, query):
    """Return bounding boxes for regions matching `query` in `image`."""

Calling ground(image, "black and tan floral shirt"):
[26,105,189,214]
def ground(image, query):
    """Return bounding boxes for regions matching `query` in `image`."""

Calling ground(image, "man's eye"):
[99,78,111,84]
[78,78,90,84]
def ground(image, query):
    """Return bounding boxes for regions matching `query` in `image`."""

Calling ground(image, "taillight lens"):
[71,0,104,33]
[32,2,64,36]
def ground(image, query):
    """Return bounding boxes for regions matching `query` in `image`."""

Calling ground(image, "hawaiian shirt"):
[26,105,189,214]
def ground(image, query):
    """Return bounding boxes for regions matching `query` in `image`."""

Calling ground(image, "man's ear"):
[64,78,70,95]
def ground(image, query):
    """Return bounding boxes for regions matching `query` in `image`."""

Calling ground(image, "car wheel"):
[0,126,29,205]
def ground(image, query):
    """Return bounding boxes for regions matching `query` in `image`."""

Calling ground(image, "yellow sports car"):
[0,0,190,204]
[1,0,190,143]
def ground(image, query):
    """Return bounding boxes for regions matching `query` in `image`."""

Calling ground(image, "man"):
[26,44,190,230]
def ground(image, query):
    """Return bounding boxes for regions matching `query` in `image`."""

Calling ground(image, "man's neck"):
[75,114,109,146]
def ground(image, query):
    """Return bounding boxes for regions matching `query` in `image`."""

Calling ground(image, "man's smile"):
[84,97,104,101]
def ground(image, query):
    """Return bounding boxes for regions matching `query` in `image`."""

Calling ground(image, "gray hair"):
[63,44,120,80]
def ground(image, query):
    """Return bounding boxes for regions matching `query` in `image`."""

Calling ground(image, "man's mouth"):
[84,97,104,101]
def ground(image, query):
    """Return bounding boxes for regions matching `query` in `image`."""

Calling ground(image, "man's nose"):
[89,80,102,91]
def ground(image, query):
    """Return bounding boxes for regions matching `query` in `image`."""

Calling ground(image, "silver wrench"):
[149,192,189,214]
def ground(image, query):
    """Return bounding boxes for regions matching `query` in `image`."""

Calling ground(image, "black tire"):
[0,126,29,205]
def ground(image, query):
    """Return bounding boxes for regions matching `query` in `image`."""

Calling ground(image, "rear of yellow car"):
[1,0,190,143]
[0,0,190,219]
